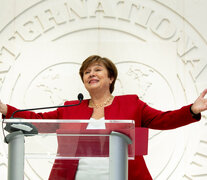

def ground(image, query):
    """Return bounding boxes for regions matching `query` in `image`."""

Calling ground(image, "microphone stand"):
[4,93,84,180]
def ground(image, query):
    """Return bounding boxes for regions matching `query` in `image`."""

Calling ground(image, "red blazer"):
[5,95,200,180]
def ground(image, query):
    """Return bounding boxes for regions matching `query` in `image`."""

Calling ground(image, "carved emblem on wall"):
[0,0,206,179]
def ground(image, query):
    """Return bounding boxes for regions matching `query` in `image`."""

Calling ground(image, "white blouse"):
[75,117,109,180]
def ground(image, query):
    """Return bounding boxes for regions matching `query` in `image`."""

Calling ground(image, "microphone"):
[3,93,84,138]
[10,93,84,118]
[78,93,84,102]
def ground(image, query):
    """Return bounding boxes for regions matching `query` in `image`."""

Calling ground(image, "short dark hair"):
[79,55,118,93]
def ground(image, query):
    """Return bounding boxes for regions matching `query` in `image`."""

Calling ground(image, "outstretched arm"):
[0,100,7,116]
[191,89,207,114]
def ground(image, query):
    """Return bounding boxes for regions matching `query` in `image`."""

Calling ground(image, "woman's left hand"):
[191,89,207,114]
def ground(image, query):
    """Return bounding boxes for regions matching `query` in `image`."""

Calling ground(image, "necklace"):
[90,95,114,108]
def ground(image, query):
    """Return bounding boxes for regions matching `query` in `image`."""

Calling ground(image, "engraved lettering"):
[88,0,115,18]
[190,57,207,80]
[35,10,56,33]
[0,34,21,60]
[117,0,140,21]
[65,0,87,21]
[44,3,68,25]
[0,76,4,90]
[0,33,22,70]
[183,174,193,180]
[15,20,41,41]
[174,31,197,57]
[184,138,207,178]
[181,58,200,66]
[134,6,154,28]
[185,167,207,178]
[151,16,176,39]
[0,46,13,72]
[176,73,188,101]
[195,142,207,158]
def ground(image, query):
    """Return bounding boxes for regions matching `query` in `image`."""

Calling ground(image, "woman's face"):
[83,62,114,94]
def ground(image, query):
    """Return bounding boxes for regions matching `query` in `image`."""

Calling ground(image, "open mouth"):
[89,79,99,84]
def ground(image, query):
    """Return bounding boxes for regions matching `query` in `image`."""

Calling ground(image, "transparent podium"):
[3,119,148,180]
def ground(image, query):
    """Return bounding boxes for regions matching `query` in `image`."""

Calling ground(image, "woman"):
[1,55,207,180]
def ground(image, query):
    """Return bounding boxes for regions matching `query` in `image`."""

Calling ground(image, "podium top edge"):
[2,119,135,124]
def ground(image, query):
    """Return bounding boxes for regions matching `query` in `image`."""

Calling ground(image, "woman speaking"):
[1,55,207,180]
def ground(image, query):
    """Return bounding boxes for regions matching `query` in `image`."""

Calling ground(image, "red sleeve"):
[4,104,60,133]
[5,104,59,119]
[140,100,201,130]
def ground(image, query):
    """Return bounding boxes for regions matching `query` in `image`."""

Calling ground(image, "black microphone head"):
[78,93,84,102]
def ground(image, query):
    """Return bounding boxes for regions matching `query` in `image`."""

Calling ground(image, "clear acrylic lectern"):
[3,119,148,180]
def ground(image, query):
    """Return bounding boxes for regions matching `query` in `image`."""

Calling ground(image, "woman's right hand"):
[0,100,7,116]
